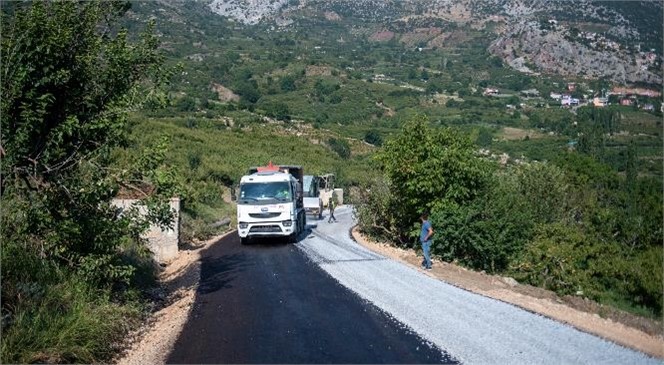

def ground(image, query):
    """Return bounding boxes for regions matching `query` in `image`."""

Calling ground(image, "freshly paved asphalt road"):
[167,219,457,364]
[167,206,659,364]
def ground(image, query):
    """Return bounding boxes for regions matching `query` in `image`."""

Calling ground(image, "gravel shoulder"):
[351,225,664,359]
[298,206,660,364]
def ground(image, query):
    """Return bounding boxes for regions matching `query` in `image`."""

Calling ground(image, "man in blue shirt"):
[420,211,434,270]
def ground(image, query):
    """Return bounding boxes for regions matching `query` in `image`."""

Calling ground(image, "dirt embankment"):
[351,226,664,359]
[114,232,233,365]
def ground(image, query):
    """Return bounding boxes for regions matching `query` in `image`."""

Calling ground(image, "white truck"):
[236,163,306,244]
[303,175,323,219]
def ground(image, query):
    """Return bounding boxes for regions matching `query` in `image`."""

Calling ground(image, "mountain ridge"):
[206,0,663,85]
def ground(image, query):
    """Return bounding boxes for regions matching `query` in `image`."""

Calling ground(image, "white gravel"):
[297,206,660,365]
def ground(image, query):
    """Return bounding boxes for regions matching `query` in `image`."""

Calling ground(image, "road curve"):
[167,214,456,364]
[296,206,659,365]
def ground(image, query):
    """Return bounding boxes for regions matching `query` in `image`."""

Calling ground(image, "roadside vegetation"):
[1,2,175,362]
[356,117,662,319]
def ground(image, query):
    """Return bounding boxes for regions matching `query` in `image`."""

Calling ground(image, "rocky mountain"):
[206,0,663,85]
[208,0,291,25]
[488,19,662,85]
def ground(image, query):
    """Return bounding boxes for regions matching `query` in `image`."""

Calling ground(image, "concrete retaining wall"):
[111,197,180,264]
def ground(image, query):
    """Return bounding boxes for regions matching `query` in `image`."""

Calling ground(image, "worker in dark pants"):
[328,197,337,223]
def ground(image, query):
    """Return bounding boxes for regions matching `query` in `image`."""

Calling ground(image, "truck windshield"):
[239,182,291,204]
[302,175,317,198]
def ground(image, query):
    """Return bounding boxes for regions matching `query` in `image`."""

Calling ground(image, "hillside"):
[205,0,663,84]
[124,0,662,177]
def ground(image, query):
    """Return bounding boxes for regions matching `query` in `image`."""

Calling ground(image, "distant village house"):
[484,88,499,96]
[593,97,608,107]
[619,98,634,106]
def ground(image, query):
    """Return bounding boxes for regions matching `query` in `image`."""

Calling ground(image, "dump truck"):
[303,175,323,219]
[236,162,306,244]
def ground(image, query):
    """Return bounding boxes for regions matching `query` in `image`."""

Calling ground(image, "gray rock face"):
[208,0,291,25]
[488,19,662,85]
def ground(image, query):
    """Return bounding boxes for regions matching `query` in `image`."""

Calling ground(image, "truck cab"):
[303,175,323,219]
[236,164,306,244]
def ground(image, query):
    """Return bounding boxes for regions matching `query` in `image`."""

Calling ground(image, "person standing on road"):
[328,197,337,223]
[420,211,433,270]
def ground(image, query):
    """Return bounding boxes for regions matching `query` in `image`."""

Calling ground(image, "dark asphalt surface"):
[167,232,457,364]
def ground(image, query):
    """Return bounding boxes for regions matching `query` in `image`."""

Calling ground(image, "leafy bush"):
[510,224,602,295]
[509,222,662,315]
[355,177,399,241]
[328,137,351,159]
[358,114,662,316]
[512,162,570,224]
[430,168,535,272]
[475,127,493,147]
[364,130,383,146]
[260,100,291,121]
[280,75,297,92]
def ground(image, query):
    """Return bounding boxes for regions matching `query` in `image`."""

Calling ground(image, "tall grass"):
[1,239,146,364]
[1,276,142,363]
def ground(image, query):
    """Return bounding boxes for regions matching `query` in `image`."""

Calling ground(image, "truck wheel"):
[240,237,249,245]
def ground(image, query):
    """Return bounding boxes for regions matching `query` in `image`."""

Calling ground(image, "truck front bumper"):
[238,220,295,238]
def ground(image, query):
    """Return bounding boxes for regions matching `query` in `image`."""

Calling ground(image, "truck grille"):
[249,225,282,233]
[249,212,281,219]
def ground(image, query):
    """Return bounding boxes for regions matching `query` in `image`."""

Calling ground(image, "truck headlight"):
[282,220,292,227]
[239,222,248,229]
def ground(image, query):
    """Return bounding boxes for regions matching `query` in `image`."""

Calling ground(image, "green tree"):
[364,130,383,146]
[328,137,351,159]
[625,142,637,200]
[176,96,197,111]
[233,81,261,105]
[407,68,417,79]
[374,116,489,243]
[2,1,164,186]
[426,81,443,95]
[476,127,493,147]
[262,101,291,121]
[1,2,173,361]
[513,162,570,224]
[280,75,296,92]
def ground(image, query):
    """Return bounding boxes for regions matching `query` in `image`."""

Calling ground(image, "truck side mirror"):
[230,187,237,201]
